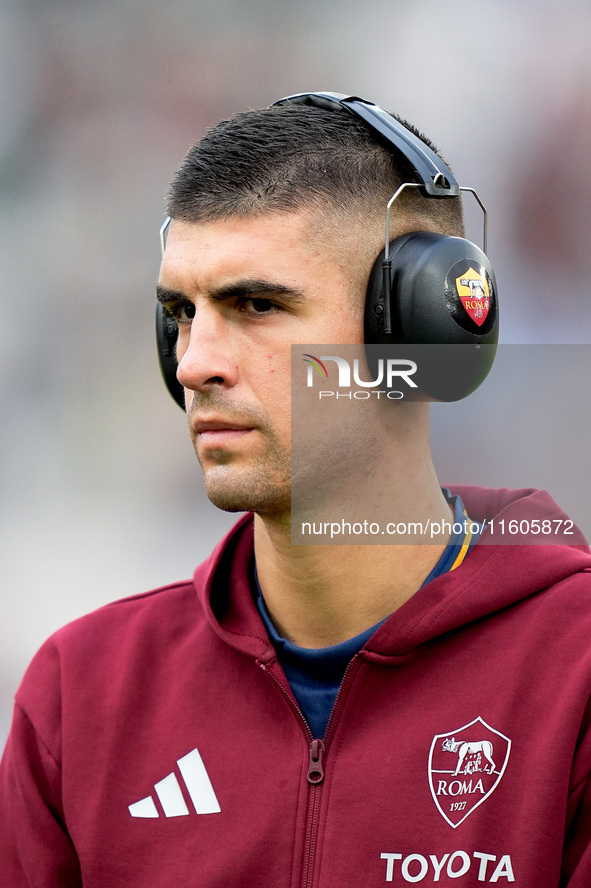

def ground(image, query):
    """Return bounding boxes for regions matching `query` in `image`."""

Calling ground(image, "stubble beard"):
[199,446,292,516]
[188,393,292,517]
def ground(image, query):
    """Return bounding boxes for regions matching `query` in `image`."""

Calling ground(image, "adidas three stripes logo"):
[128,748,221,818]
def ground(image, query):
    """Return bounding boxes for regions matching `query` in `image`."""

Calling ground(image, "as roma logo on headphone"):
[445,259,497,336]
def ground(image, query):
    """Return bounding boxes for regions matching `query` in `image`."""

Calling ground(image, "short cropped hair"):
[166,101,464,239]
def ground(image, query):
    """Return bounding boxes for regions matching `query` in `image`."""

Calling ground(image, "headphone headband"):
[273,92,460,199]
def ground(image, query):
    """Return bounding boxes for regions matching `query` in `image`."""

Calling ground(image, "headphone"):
[156,92,498,408]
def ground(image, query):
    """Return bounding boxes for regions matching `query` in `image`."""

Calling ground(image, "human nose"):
[176,306,239,394]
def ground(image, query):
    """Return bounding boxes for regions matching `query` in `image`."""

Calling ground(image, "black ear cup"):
[364,232,498,400]
[156,303,185,410]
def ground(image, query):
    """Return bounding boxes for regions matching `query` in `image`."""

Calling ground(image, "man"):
[1,93,591,887]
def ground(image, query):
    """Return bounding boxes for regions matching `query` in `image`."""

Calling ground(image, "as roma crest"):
[445,259,497,336]
[456,267,490,326]
[428,717,511,828]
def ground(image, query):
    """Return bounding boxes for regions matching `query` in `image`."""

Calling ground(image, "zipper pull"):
[307,739,325,785]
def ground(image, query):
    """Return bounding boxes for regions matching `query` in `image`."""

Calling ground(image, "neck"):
[254,443,452,648]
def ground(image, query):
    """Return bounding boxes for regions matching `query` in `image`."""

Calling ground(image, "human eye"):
[162,299,196,325]
[238,296,281,316]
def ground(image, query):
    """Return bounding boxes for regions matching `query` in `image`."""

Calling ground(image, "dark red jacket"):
[1,486,591,887]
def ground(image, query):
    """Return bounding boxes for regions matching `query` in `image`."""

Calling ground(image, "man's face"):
[157,211,366,518]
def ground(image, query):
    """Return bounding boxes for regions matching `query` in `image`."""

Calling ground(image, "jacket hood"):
[193,486,591,661]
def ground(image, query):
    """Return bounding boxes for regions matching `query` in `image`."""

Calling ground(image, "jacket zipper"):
[258,659,314,741]
[307,739,325,784]
[322,656,363,743]
[259,655,364,888]
[303,739,324,888]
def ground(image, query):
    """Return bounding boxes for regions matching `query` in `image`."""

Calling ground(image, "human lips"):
[191,417,255,447]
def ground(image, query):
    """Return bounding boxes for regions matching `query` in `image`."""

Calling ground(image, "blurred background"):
[2,0,591,744]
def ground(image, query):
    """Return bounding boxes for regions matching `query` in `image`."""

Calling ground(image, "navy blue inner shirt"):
[255,490,481,739]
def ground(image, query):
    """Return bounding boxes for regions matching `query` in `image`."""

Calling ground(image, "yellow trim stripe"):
[450,506,475,571]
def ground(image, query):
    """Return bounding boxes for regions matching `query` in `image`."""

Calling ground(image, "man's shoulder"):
[17,514,256,710]
[46,579,199,654]
[39,513,255,659]
[15,581,199,709]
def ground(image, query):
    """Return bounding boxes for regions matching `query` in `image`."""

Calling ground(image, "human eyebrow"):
[156,284,191,312]
[156,280,305,305]
[208,279,306,304]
